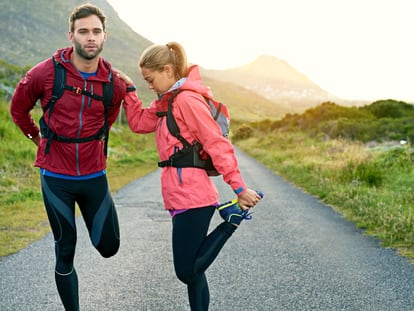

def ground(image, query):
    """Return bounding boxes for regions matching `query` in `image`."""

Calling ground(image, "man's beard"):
[74,40,104,60]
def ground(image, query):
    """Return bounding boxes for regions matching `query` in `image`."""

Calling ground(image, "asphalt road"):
[1,148,414,310]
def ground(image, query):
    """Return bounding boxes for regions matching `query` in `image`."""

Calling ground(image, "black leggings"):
[40,174,120,311]
[172,206,236,311]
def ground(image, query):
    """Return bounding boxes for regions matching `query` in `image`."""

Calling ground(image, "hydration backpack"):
[156,90,230,176]
[39,57,114,155]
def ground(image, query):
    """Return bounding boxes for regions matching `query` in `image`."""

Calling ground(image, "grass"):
[3,97,414,263]
[233,127,414,260]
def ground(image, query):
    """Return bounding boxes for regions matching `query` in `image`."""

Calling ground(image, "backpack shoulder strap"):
[43,56,66,115]
[41,57,66,153]
[166,91,192,148]
[102,70,114,107]
[156,90,191,148]
[101,69,114,156]
[211,101,223,120]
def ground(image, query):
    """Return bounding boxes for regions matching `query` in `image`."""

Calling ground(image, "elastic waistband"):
[40,168,106,180]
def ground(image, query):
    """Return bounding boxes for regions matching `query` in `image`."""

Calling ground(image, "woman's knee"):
[175,263,195,284]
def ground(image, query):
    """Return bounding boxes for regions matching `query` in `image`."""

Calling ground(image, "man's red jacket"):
[10,47,127,176]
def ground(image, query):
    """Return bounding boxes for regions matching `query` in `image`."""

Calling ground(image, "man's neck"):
[71,53,99,73]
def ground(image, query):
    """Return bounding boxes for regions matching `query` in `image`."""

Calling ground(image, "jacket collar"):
[53,47,111,82]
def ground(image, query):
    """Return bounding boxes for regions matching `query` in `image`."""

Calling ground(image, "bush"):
[362,99,414,119]
[232,124,253,140]
[376,148,413,170]
[341,160,383,187]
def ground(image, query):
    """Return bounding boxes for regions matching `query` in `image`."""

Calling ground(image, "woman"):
[119,41,262,310]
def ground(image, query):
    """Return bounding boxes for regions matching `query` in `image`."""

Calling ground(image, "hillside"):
[0,0,151,71]
[264,99,414,143]
[203,55,369,113]
[0,0,156,101]
[202,76,290,121]
[0,0,289,120]
[0,0,364,120]
[0,0,292,120]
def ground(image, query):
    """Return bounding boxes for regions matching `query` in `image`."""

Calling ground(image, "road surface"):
[1,148,414,310]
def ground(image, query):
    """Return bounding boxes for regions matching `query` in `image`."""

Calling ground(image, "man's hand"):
[30,133,41,146]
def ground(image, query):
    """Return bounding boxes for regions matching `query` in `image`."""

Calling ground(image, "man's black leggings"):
[40,174,120,311]
[172,206,236,311]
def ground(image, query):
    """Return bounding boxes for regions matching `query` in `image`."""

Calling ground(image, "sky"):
[106,0,414,102]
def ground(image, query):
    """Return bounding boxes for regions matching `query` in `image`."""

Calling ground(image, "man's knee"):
[55,243,76,274]
[96,238,120,258]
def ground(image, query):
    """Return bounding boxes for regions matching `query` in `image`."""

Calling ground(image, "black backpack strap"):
[166,94,192,148]
[43,57,65,114]
[42,57,66,153]
[156,90,191,148]
[41,57,114,155]
[101,70,114,156]
[155,90,221,175]
[62,85,106,101]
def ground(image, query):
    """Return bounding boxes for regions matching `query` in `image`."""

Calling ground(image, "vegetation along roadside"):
[1,59,414,263]
[232,100,414,260]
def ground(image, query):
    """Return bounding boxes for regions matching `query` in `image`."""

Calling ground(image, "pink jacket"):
[123,65,247,210]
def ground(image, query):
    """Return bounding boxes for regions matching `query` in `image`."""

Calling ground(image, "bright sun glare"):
[107,0,414,102]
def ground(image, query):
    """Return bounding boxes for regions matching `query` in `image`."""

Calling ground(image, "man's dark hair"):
[68,3,107,32]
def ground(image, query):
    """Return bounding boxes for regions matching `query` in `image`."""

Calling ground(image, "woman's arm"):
[115,69,159,133]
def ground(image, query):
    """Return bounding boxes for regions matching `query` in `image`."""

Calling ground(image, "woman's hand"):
[237,188,262,210]
[114,68,134,85]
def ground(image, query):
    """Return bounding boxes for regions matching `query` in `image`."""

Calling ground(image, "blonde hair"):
[139,41,188,80]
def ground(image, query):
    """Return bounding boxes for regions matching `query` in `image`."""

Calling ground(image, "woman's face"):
[140,65,176,95]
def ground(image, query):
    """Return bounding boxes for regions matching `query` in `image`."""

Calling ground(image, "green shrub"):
[362,99,414,119]
[232,124,253,140]
[341,160,383,187]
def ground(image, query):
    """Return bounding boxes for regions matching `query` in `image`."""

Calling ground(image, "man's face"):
[69,14,106,60]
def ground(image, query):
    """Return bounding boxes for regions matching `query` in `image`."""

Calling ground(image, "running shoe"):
[216,190,263,226]
[217,199,252,226]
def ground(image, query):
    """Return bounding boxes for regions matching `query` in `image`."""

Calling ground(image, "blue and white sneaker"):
[217,199,252,226]
[217,191,263,226]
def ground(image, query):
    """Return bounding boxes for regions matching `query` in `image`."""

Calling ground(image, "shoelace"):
[241,209,254,220]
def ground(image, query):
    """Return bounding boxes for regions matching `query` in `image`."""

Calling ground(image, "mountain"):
[0,0,294,120]
[0,0,151,68]
[0,0,155,101]
[202,55,367,113]
[0,0,363,121]
[202,76,293,121]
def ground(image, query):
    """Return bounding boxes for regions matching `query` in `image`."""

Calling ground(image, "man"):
[10,4,134,310]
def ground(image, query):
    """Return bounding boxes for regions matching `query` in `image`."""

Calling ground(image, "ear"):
[68,32,73,42]
[163,65,174,78]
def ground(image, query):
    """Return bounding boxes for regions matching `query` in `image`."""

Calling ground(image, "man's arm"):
[10,61,47,142]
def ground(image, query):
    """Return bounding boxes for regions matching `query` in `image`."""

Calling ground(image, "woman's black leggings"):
[40,174,120,311]
[172,206,236,311]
